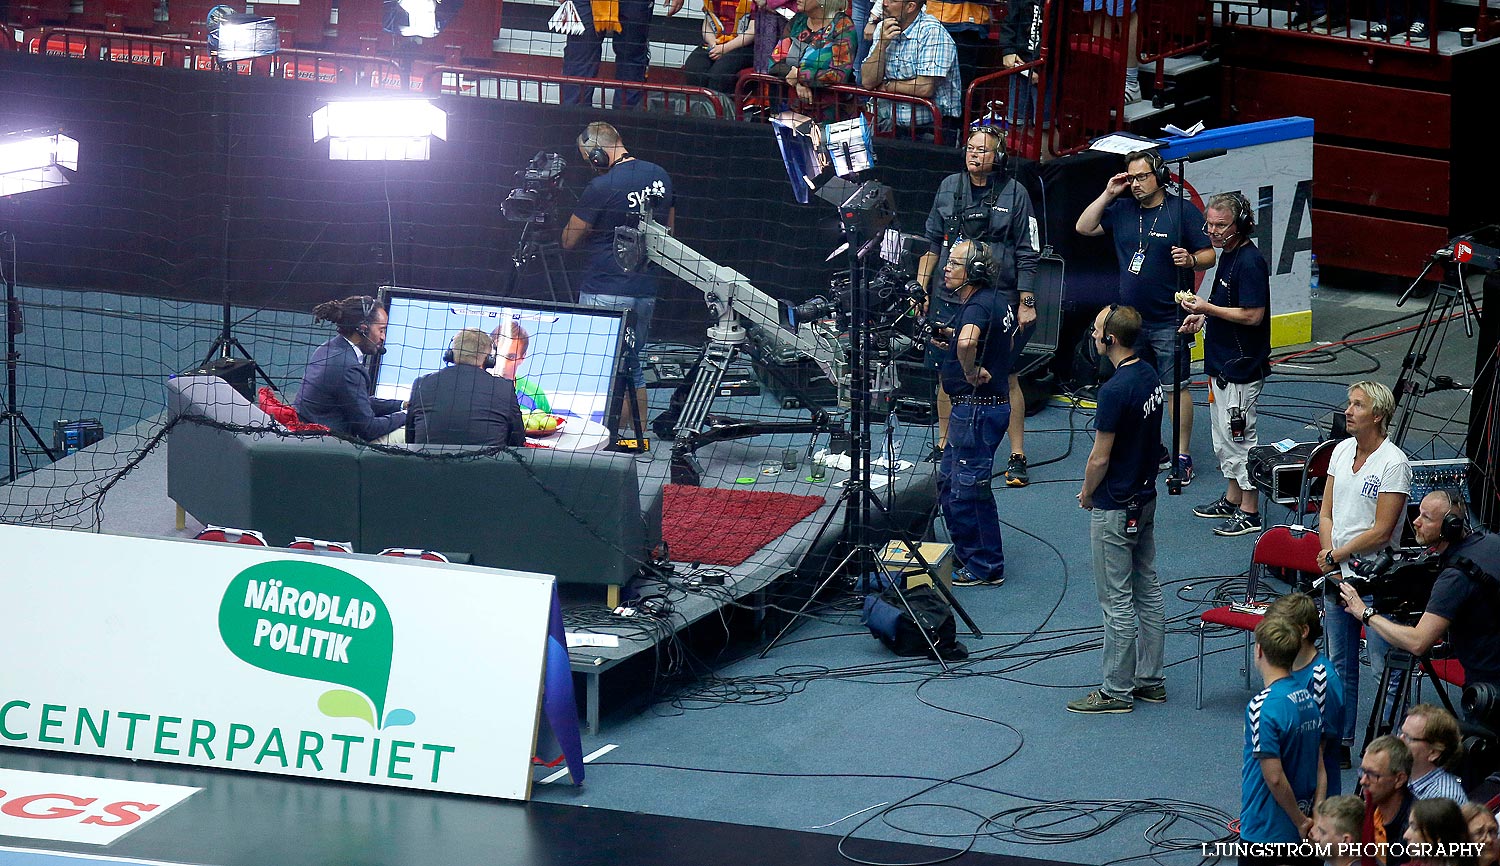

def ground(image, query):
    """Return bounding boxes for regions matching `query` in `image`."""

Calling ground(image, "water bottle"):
[1309,253,1320,300]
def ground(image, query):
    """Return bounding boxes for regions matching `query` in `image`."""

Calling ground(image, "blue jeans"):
[1326,593,1396,743]
[938,401,1010,582]
[851,0,873,67]
[1090,498,1165,702]
[561,0,653,108]
[578,292,655,389]
[1141,323,1189,388]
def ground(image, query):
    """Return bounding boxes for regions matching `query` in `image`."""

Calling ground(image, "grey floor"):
[0,274,1485,865]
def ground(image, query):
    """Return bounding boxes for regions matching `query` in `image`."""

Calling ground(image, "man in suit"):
[295,295,406,441]
[407,329,526,447]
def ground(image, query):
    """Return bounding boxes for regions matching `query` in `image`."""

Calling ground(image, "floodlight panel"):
[317,100,446,140]
[215,15,279,61]
[0,132,77,197]
[397,0,439,37]
[328,136,433,161]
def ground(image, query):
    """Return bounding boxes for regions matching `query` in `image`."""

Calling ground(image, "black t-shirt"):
[570,158,674,298]
[1101,195,1210,326]
[1203,241,1272,383]
[1092,357,1163,510]
[1427,531,1500,686]
[940,287,1016,398]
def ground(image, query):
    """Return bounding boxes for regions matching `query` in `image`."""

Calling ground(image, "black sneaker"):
[1213,510,1263,537]
[1176,454,1194,486]
[1194,496,1237,519]
[1005,453,1030,487]
[1362,22,1391,38]
[952,567,1004,587]
[1406,20,1427,40]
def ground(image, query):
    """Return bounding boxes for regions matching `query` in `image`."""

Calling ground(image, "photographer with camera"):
[562,122,675,448]
[918,125,1039,483]
[1320,380,1411,764]
[1338,490,1500,721]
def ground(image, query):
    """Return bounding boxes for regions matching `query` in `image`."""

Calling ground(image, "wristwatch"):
[1020,295,1036,308]
[1362,608,1375,626]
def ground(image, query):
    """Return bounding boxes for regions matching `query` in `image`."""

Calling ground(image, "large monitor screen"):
[374,287,626,450]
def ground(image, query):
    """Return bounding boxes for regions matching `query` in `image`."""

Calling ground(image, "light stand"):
[1,230,58,483]
[760,182,979,666]
[1389,249,1483,450]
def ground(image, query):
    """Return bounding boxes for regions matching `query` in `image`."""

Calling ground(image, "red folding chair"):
[194,526,270,546]
[1196,525,1324,708]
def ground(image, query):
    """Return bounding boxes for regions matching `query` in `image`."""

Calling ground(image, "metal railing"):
[1214,0,1448,53]
[1138,0,1213,96]
[733,73,949,145]
[423,65,728,118]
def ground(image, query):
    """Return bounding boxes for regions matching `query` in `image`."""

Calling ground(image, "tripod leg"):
[863,488,980,637]
[759,481,863,658]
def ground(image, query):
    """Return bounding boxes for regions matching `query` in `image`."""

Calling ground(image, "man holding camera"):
[918,125,1039,483]
[1338,490,1500,715]
[934,239,1016,588]
[562,121,675,447]
[1178,192,1271,537]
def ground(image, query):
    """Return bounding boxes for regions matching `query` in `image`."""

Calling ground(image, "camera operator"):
[561,121,675,448]
[1339,490,1500,717]
[918,125,1039,483]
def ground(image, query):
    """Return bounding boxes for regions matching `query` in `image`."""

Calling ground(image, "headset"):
[442,330,498,369]
[964,243,994,288]
[1099,303,1120,347]
[1137,150,1170,187]
[1440,488,1470,544]
[1221,190,1254,233]
[585,136,610,169]
[356,296,377,336]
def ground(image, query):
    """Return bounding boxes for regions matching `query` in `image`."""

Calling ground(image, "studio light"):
[311,99,448,161]
[0,129,78,198]
[208,6,280,62]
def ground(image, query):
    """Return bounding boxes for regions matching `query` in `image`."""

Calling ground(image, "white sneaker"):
[1124,79,1142,103]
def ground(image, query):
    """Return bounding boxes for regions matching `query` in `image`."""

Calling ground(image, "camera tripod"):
[1363,644,1461,746]
[1389,254,1481,450]
[1,231,58,483]
[501,218,571,303]
[760,217,980,669]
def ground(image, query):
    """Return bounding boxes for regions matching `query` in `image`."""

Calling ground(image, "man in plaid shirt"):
[859,0,961,132]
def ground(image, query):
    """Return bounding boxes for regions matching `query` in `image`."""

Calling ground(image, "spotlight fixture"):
[311,99,448,161]
[207,5,280,62]
[0,129,78,198]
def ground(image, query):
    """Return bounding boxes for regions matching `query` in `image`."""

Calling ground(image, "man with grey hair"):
[407,328,526,446]
[1360,735,1416,856]
[1179,191,1271,537]
[1320,379,1411,766]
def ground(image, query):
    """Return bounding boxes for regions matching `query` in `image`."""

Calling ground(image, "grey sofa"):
[166,375,649,589]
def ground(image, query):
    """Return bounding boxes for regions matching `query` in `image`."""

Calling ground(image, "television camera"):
[1341,546,1444,624]
[501,151,566,225]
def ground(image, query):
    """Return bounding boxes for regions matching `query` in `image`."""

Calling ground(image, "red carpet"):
[661,484,827,567]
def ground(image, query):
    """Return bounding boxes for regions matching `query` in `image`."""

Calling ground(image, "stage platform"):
[1,415,940,734]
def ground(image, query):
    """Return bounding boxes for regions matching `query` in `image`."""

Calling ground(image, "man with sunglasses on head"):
[918,125,1040,483]
[1077,150,1214,484]
[1177,191,1271,537]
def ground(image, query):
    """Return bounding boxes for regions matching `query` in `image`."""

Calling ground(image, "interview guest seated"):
[295,295,407,441]
[407,328,526,447]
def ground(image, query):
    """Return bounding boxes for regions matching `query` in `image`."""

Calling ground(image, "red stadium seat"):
[288,537,354,554]
[378,548,450,562]
[194,526,270,546]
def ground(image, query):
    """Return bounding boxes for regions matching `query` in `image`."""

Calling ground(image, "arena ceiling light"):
[311,99,447,161]
[207,5,280,62]
[0,129,78,198]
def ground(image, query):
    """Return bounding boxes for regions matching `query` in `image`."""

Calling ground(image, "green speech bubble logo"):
[219,560,393,727]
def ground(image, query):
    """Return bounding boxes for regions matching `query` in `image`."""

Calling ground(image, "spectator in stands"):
[1076,150,1214,481]
[491,320,552,415]
[925,0,991,98]
[1082,0,1142,102]
[1401,705,1468,803]
[561,0,685,108]
[684,0,758,96]
[768,0,857,104]
[562,122,675,447]
[1363,0,1427,43]
[1266,592,1346,796]
[1179,191,1271,538]
[1361,735,1416,862]
[295,296,406,442]
[1461,802,1499,866]
[753,0,797,75]
[1321,380,1411,765]
[998,0,1044,126]
[858,0,961,137]
[1404,798,1471,866]
[1313,795,1367,866]
[407,329,525,447]
[917,125,1040,482]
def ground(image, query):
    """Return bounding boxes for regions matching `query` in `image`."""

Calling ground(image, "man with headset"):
[562,121,675,449]
[295,295,407,441]
[934,239,1016,587]
[1069,303,1166,714]
[1076,150,1214,484]
[1338,490,1500,713]
[405,328,525,447]
[918,124,1040,484]
[1178,192,1271,537]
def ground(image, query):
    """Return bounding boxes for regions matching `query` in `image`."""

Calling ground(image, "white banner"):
[0,525,554,801]
[0,768,198,845]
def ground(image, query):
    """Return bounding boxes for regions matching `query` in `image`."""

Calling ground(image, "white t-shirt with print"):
[1328,436,1412,578]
